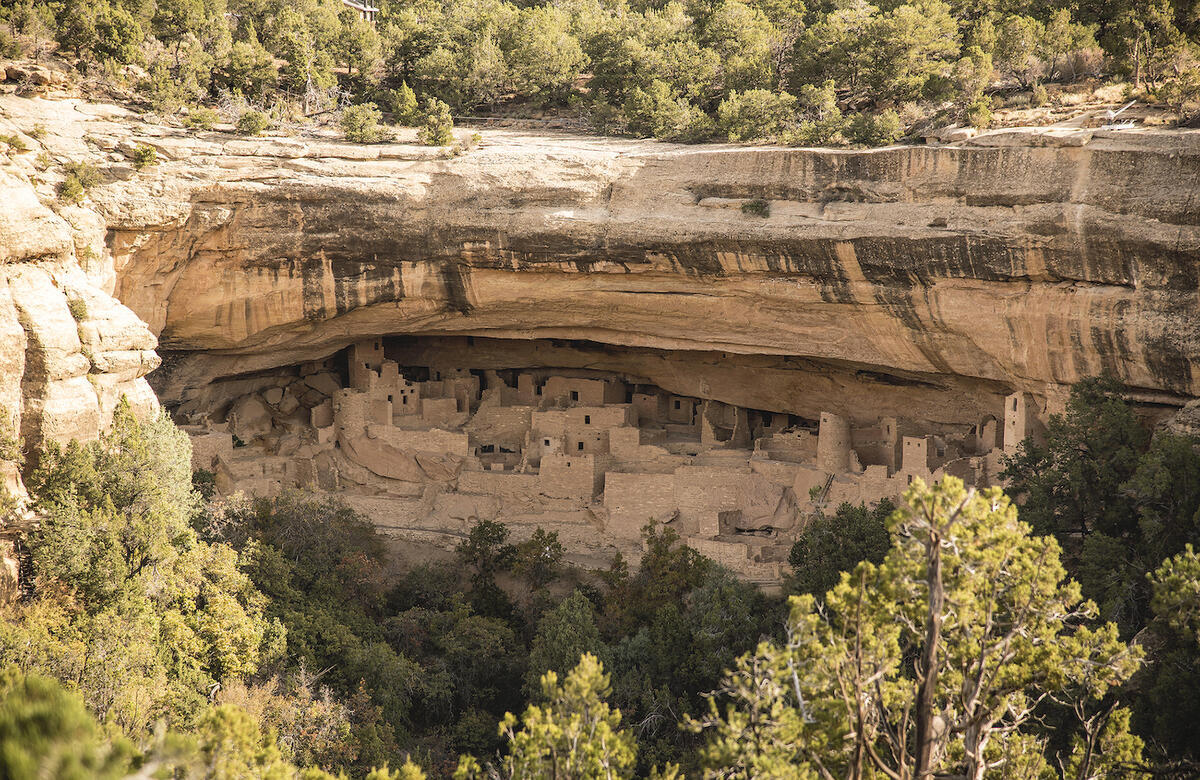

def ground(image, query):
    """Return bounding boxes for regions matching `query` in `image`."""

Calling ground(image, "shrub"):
[341,102,387,143]
[846,109,903,146]
[34,152,52,170]
[63,161,100,189]
[27,124,46,140]
[56,175,84,203]
[741,199,770,217]
[417,97,454,146]
[67,298,88,321]
[1031,82,1049,107]
[235,109,271,136]
[965,96,994,128]
[623,80,714,142]
[779,82,846,147]
[389,82,419,126]
[131,144,157,169]
[185,107,220,130]
[0,134,28,153]
[716,89,797,142]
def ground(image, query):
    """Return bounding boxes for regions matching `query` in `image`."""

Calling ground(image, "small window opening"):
[1012,398,1018,411]
[544,439,551,446]
[387,395,393,403]
[536,386,543,396]
[584,415,591,425]
[674,400,681,410]
[402,396,408,405]
[577,442,584,451]
[570,390,579,402]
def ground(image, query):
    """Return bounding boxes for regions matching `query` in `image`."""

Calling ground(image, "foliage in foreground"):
[691,477,1143,779]
[3,378,1200,776]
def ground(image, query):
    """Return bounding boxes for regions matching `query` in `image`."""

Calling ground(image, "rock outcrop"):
[2,90,1199,447]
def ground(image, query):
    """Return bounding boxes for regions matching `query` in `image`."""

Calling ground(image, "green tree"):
[93,1,144,65]
[0,666,134,780]
[337,6,381,80]
[26,400,198,605]
[496,653,637,779]
[5,400,280,736]
[778,81,846,146]
[995,14,1044,87]
[525,590,606,698]
[219,31,278,99]
[193,703,298,779]
[514,527,565,589]
[623,79,714,141]
[845,108,902,145]
[1002,376,1148,543]
[692,477,1141,779]
[417,96,455,145]
[506,5,586,100]
[273,6,336,111]
[389,81,419,125]
[786,499,893,598]
[457,519,516,580]
[342,102,387,143]
[716,89,796,141]
[1137,545,1200,759]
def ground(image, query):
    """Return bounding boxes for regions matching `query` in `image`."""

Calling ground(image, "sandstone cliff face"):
[0,105,160,476]
[3,93,1199,435]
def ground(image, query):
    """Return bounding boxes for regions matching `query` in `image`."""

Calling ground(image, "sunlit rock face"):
[86,124,1198,426]
[0,164,158,465]
[5,93,1200,457]
[4,91,1199,578]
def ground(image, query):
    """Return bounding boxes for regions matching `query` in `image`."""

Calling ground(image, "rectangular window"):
[577,442,584,451]
[584,415,591,425]
[402,396,408,405]
[571,391,579,402]
[536,386,542,396]
[544,439,551,446]
[674,400,681,410]
[387,395,393,402]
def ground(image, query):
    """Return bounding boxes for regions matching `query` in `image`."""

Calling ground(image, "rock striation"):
[97,122,1200,426]
[2,87,1200,575]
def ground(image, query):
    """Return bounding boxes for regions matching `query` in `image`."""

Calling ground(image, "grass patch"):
[741,199,770,217]
[67,297,88,320]
[132,144,158,169]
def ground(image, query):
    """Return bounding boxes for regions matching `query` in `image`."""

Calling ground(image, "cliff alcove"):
[3,92,1200,579]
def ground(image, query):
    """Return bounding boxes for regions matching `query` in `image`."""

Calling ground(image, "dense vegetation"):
[1,376,1199,777]
[4,0,1200,144]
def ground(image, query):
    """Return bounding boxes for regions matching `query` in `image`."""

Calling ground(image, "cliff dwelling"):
[3,92,1198,586]
[173,335,1037,581]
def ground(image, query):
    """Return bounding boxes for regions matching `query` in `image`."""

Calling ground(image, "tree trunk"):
[914,526,944,779]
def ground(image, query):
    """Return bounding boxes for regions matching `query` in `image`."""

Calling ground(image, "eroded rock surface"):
[2,89,1200,576]
[0,154,159,463]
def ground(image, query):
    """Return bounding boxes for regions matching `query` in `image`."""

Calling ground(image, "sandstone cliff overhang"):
[3,94,1199,430]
